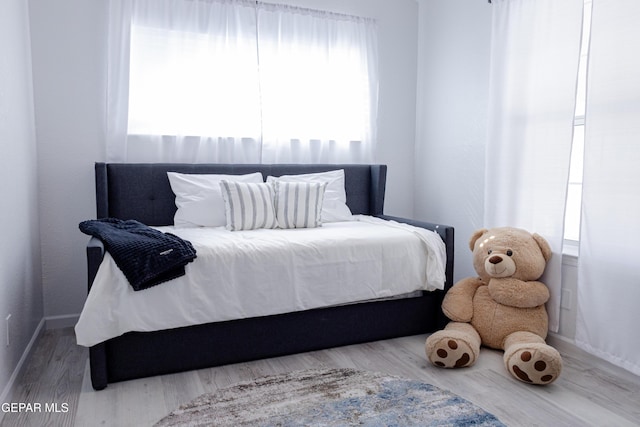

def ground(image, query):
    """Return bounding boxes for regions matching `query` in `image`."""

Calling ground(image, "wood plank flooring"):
[2,328,639,426]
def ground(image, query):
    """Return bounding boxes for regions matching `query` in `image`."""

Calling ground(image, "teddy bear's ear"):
[469,228,489,251]
[533,233,552,262]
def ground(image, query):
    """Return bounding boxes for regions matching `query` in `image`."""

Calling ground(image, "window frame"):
[563,0,592,254]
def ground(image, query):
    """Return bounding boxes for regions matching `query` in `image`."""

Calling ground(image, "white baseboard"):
[0,317,45,423]
[45,313,80,330]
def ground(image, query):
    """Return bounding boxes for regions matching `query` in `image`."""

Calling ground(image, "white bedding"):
[75,216,446,347]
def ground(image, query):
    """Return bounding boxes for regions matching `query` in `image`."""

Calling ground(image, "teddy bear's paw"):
[426,336,476,369]
[506,346,561,385]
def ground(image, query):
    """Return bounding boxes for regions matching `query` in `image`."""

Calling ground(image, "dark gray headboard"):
[94,163,387,226]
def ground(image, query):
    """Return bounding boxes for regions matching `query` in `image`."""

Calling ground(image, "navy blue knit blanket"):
[79,218,197,291]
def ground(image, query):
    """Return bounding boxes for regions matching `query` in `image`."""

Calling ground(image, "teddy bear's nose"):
[489,255,503,265]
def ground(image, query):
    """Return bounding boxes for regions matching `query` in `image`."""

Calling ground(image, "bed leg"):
[90,343,108,390]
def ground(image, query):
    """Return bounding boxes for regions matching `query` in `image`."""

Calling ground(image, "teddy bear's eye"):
[487,249,492,255]
[506,250,513,256]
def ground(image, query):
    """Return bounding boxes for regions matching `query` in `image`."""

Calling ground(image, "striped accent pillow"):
[219,181,277,231]
[274,181,327,229]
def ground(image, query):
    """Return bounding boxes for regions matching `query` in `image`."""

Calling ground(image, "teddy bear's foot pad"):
[428,337,475,368]
[507,347,560,385]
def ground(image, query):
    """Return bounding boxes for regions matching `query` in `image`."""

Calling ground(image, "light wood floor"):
[2,328,639,426]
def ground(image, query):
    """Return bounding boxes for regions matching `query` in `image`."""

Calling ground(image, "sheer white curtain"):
[108,0,261,163]
[106,0,378,164]
[485,0,583,332]
[257,4,378,164]
[576,0,640,375]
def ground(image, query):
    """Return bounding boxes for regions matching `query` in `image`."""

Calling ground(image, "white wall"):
[29,0,109,319]
[28,0,419,319]
[414,0,492,282]
[0,0,43,402]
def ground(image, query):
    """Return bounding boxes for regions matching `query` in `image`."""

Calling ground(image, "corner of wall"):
[0,0,45,404]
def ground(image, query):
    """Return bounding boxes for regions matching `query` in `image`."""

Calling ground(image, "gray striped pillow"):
[274,181,327,229]
[219,181,277,231]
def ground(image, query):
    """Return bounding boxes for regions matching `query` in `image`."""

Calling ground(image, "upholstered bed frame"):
[86,163,454,390]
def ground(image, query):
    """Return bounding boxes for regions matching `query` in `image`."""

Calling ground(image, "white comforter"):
[75,216,446,347]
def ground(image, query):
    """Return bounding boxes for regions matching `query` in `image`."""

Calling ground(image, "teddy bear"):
[425,227,562,385]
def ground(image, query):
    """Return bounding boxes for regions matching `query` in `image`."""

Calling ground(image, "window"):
[564,0,592,243]
[128,25,261,138]
[258,37,373,143]
[113,0,379,164]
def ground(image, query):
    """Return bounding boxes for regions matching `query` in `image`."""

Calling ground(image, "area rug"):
[154,368,506,426]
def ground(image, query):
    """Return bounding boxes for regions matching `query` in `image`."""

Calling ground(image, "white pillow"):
[167,172,263,227]
[266,170,352,222]
[219,181,278,231]
[274,181,327,229]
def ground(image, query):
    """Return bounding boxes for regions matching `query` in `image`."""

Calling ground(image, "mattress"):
[75,216,446,347]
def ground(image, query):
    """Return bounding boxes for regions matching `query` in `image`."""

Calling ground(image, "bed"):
[80,163,454,390]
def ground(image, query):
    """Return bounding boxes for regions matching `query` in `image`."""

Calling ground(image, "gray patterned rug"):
[154,368,505,426]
